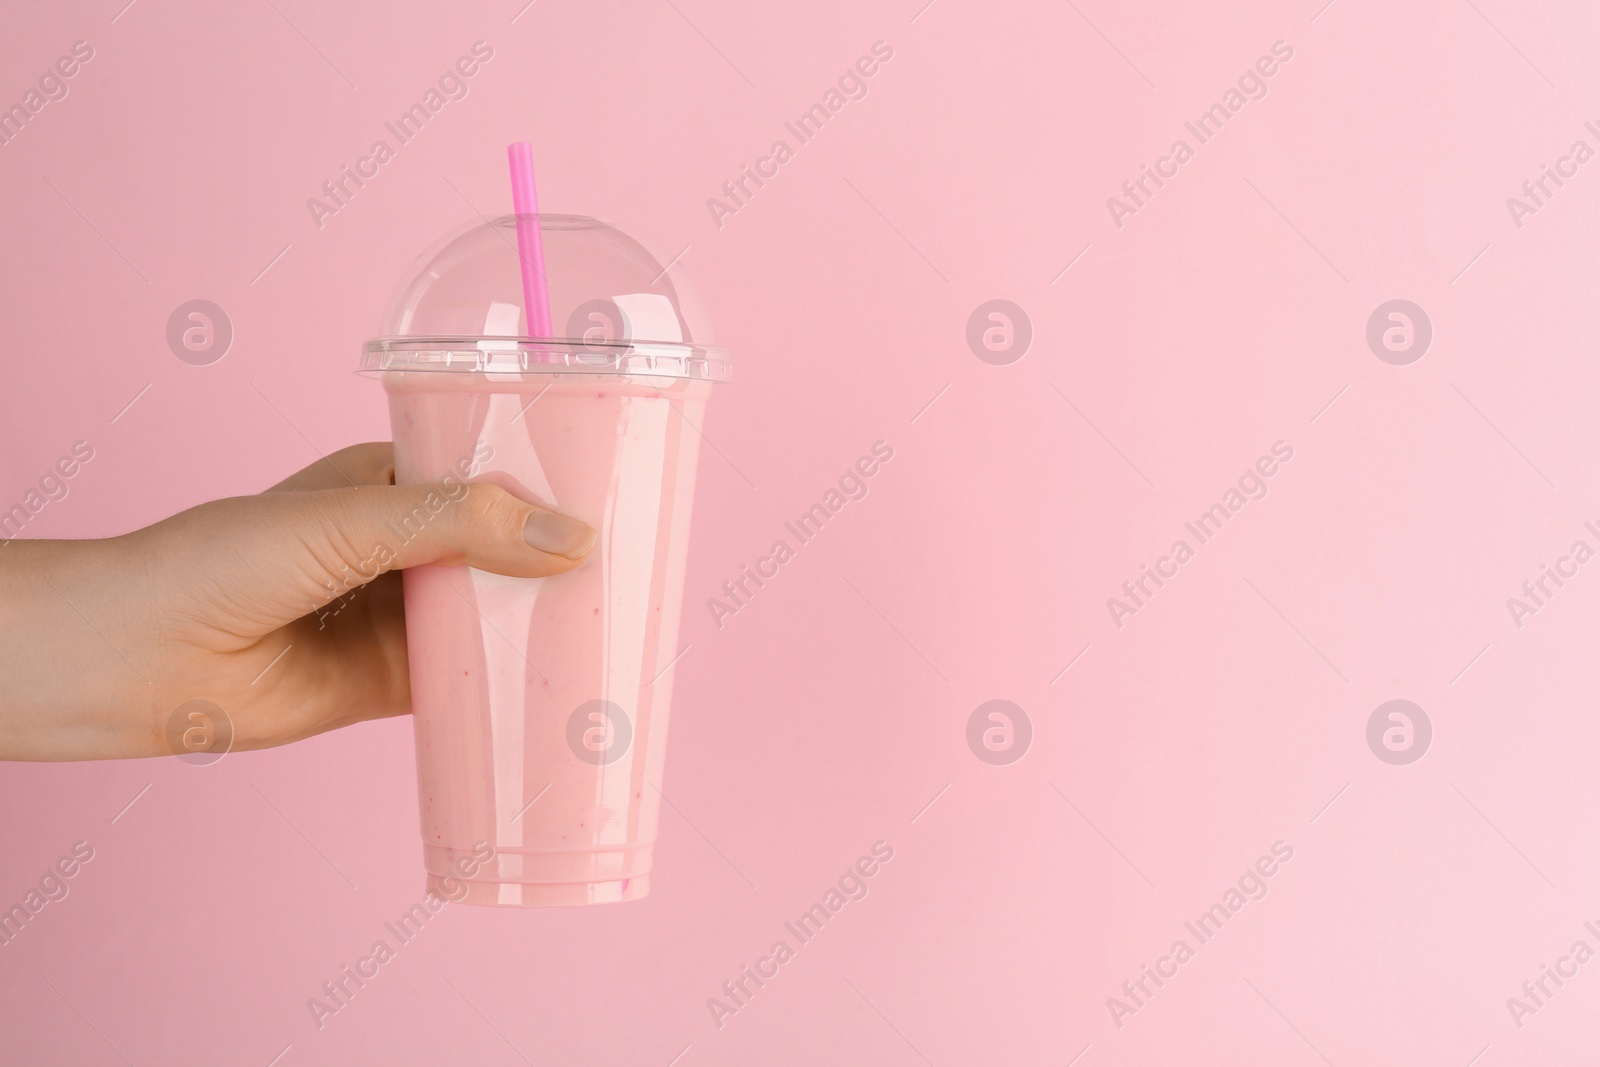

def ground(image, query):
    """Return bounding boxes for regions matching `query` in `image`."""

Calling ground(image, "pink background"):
[4,0,1600,1062]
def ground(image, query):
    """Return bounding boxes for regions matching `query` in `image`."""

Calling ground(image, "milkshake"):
[364,211,728,905]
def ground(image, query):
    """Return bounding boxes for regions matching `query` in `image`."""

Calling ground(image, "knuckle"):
[457,482,517,531]
[315,491,378,569]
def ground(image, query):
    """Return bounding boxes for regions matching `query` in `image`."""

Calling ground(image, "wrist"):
[0,539,163,760]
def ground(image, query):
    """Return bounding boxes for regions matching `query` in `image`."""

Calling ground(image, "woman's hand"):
[0,443,594,761]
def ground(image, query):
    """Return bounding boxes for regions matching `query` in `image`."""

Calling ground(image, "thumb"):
[307,480,598,578]
[142,480,596,633]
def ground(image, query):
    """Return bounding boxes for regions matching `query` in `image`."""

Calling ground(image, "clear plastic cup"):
[360,214,729,906]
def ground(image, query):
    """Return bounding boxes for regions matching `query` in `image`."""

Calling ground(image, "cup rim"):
[359,337,731,381]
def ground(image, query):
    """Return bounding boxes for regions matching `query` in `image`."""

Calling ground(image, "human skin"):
[0,442,595,762]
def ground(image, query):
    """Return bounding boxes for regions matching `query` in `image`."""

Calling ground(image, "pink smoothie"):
[385,370,708,906]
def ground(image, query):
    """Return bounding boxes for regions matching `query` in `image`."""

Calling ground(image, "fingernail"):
[522,509,596,559]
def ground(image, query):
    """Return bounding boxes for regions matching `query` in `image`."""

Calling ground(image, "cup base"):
[429,873,650,908]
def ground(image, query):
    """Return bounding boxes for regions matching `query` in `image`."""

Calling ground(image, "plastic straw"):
[506,141,553,337]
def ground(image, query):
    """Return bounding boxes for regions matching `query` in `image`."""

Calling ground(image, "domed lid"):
[360,214,729,381]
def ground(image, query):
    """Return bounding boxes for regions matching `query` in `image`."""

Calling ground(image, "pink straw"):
[506,141,553,337]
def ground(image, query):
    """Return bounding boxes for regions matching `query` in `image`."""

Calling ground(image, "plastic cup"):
[360,214,729,906]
